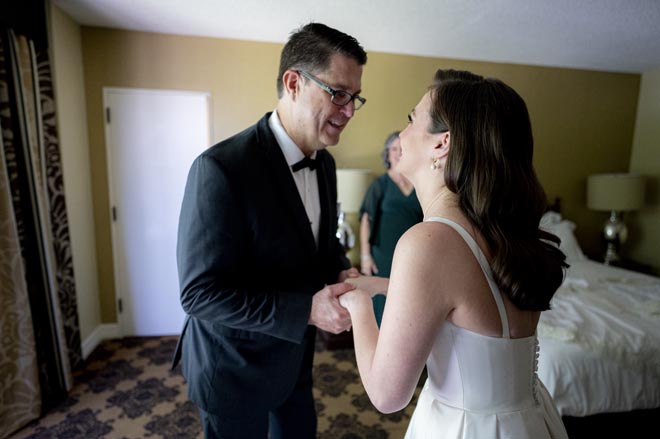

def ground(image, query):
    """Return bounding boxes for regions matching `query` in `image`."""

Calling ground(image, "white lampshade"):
[587,173,645,212]
[336,169,373,213]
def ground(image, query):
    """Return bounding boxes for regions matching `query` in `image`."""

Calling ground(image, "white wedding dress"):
[404,217,568,439]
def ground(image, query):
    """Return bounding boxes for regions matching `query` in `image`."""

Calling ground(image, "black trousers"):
[198,332,317,439]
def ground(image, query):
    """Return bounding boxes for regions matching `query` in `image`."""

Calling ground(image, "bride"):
[339,69,569,438]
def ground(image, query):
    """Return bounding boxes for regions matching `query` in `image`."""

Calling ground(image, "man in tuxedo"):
[173,23,367,438]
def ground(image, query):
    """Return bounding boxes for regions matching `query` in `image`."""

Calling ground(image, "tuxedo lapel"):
[256,116,317,255]
[316,154,333,258]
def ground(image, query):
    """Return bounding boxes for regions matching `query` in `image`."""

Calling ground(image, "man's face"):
[293,54,363,155]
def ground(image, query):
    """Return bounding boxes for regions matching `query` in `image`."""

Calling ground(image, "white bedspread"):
[537,260,660,416]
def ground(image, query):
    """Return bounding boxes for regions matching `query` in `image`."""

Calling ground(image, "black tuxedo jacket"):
[173,113,350,415]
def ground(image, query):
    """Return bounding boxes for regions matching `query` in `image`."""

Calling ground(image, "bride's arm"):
[344,275,389,296]
[340,224,456,413]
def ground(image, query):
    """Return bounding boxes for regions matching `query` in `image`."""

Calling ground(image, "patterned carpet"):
[9,335,420,439]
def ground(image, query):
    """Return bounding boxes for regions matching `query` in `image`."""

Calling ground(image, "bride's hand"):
[338,288,371,311]
[344,275,389,297]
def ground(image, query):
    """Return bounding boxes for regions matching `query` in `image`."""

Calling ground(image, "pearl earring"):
[430,159,440,170]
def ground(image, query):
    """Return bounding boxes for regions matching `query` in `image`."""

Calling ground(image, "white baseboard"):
[82,323,120,359]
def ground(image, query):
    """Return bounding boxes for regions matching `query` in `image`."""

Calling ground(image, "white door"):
[104,88,211,336]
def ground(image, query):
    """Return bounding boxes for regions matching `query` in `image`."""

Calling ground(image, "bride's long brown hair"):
[429,70,567,311]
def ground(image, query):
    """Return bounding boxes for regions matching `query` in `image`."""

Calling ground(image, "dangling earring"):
[430,158,440,170]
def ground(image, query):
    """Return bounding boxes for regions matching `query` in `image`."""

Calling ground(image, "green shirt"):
[360,174,423,277]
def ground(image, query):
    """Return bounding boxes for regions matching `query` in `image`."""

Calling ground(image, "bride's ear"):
[434,131,451,159]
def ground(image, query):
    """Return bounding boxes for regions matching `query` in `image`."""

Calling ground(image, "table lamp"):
[587,173,644,264]
[336,169,372,263]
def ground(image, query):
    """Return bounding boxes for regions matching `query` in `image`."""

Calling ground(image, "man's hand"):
[337,267,360,282]
[309,282,355,334]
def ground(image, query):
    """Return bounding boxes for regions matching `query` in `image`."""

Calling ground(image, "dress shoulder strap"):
[425,216,510,338]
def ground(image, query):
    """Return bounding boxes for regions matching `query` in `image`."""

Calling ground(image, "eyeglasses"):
[296,70,366,110]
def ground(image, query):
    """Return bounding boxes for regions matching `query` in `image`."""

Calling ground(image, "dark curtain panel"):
[0,0,49,51]
[0,30,41,439]
[1,0,82,436]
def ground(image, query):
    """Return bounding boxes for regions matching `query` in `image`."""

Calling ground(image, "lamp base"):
[603,243,620,265]
[601,210,627,265]
[336,210,355,253]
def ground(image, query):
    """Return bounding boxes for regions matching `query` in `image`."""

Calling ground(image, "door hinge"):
[106,107,111,123]
[112,206,117,221]
[118,298,123,313]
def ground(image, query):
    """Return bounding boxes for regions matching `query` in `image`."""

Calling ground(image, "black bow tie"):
[291,156,318,172]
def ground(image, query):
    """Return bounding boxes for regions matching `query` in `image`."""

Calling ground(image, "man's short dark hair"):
[277,23,367,98]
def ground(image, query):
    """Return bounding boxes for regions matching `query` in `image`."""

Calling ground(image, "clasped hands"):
[309,267,388,334]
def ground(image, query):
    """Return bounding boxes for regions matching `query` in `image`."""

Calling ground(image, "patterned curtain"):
[0,18,82,438]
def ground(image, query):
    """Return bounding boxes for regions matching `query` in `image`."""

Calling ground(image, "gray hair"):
[381,131,400,169]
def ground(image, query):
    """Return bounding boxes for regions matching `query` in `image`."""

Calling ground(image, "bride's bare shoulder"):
[398,221,466,252]
[395,221,480,279]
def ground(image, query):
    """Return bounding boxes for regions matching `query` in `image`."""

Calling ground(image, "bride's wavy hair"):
[429,70,567,311]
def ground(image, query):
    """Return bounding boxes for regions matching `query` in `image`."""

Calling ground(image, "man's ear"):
[282,70,301,100]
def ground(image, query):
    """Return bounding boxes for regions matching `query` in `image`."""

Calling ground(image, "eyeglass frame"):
[296,70,366,110]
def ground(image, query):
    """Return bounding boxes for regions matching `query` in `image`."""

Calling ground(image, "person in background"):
[359,131,423,325]
[340,69,569,438]
[172,23,366,439]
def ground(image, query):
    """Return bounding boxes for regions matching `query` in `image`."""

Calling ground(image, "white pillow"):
[541,219,586,262]
[540,211,562,227]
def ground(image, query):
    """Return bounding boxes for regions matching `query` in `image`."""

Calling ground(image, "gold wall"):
[81,28,640,322]
[629,67,660,270]
[50,4,101,341]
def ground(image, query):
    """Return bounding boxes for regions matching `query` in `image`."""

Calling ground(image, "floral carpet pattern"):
[10,336,420,438]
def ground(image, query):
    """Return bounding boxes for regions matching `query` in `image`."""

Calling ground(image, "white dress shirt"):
[268,110,321,245]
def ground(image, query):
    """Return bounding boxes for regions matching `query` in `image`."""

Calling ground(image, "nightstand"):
[611,258,657,276]
[590,255,657,276]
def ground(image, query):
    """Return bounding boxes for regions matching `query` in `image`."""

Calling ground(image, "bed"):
[536,211,660,436]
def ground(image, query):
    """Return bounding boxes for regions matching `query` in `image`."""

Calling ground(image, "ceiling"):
[52,0,660,74]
